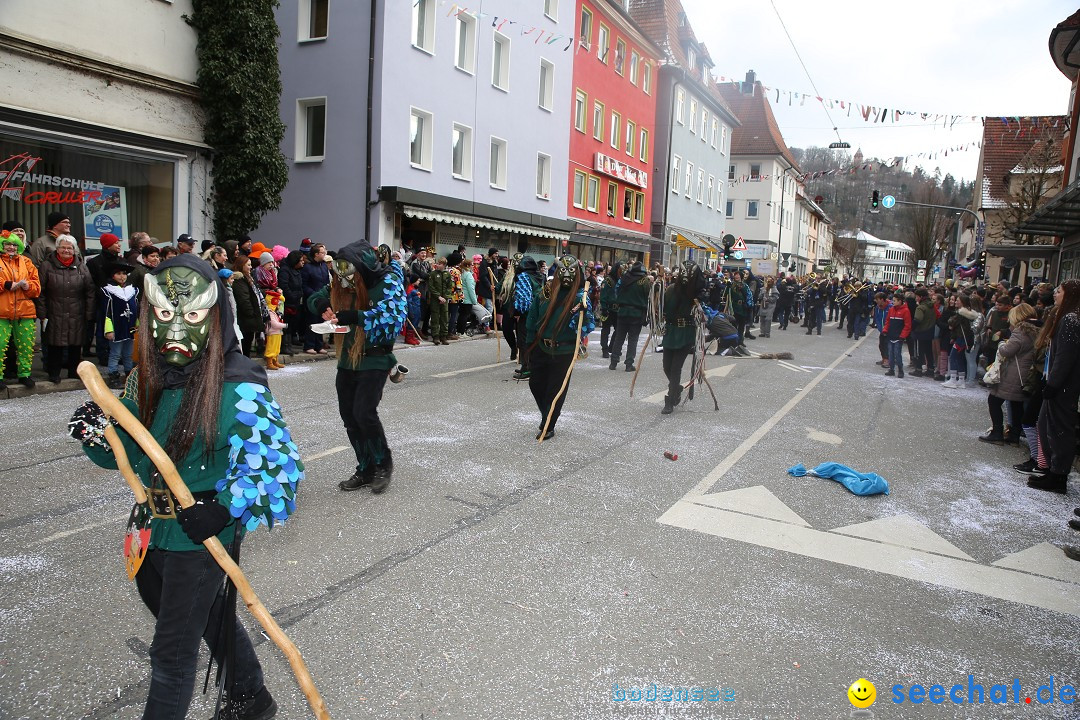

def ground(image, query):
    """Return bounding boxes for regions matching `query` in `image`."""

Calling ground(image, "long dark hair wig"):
[135,302,226,463]
[330,275,371,366]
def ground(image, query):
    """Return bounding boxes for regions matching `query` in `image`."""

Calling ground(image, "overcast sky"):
[680,0,1073,183]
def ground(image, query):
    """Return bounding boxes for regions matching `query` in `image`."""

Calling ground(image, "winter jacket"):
[35,252,95,345]
[614,265,650,322]
[29,232,80,267]
[426,268,453,305]
[461,270,478,305]
[883,303,912,340]
[1045,311,1080,399]
[759,286,779,318]
[993,322,1036,402]
[300,260,330,300]
[87,250,122,289]
[948,308,977,349]
[99,284,139,341]
[232,275,264,341]
[0,253,41,320]
[912,299,936,334]
[278,259,305,313]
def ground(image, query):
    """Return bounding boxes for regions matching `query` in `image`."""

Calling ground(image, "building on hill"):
[836,229,913,285]
[716,71,800,276]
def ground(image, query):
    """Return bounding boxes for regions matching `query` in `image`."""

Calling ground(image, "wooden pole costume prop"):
[538,280,589,445]
[78,362,332,720]
[629,277,666,398]
[487,267,501,363]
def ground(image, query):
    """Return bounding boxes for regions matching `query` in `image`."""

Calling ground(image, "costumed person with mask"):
[509,255,546,380]
[598,262,621,359]
[660,261,702,415]
[608,260,649,372]
[308,241,407,493]
[524,255,595,441]
[497,253,522,363]
[68,254,303,719]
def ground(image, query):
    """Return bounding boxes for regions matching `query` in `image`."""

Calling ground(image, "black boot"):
[535,427,555,441]
[339,468,373,492]
[213,686,277,720]
[608,356,619,370]
[370,457,393,494]
[661,397,675,415]
[1027,473,1068,494]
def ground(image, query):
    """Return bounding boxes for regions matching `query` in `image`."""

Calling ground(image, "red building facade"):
[566,0,661,265]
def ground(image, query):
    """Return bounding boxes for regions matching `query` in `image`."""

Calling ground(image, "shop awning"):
[984,243,1059,259]
[674,232,706,250]
[570,219,655,253]
[1011,178,1080,238]
[403,204,569,241]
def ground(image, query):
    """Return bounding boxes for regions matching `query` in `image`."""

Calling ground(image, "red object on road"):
[664,451,678,461]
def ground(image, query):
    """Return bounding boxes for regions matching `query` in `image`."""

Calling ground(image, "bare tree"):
[902,186,953,277]
[1001,132,1063,246]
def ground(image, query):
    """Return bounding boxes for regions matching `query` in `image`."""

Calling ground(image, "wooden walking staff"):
[77,362,333,720]
[628,328,652,398]
[487,267,501,362]
[538,281,589,445]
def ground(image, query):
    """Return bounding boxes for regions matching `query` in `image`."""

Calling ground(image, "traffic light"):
[977,250,987,279]
[870,190,880,212]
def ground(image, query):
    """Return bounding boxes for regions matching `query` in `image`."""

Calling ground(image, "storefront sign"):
[0,152,106,204]
[83,186,128,240]
[594,152,648,189]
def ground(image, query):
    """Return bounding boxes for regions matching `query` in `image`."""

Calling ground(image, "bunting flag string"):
[715,76,1062,133]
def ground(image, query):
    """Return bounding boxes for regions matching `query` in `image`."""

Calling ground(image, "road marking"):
[658,495,1080,617]
[682,338,865,498]
[432,361,514,378]
[778,360,811,373]
[805,427,842,445]
[641,365,734,404]
[303,445,350,462]
[31,516,126,546]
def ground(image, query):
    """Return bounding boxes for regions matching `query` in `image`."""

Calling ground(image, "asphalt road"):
[1,323,1078,720]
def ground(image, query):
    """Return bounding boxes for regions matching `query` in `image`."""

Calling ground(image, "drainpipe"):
[364,0,378,244]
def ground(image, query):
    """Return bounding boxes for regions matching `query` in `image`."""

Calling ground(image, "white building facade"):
[0,1,212,249]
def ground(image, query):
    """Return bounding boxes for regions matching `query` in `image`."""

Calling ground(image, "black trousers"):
[600,314,616,354]
[776,305,791,329]
[45,344,80,378]
[838,304,848,329]
[135,544,263,719]
[336,367,391,473]
[503,313,518,355]
[913,331,935,371]
[528,348,574,431]
[1037,392,1079,474]
[662,347,691,403]
[610,317,643,366]
[988,394,1024,436]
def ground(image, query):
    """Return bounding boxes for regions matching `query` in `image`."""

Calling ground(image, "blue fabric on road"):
[787,462,890,496]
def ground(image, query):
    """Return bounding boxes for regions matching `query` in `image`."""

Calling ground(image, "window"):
[747,200,759,218]
[629,50,639,85]
[721,125,727,152]
[625,120,635,156]
[489,136,507,188]
[689,99,697,134]
[536,153,551,198]
[707,176,714,208]
[633,191,644,223]
[592,101,604,141]
[299,0,328,41]
[409,107,432,170]
[639,128,648,163]
[579,6,592,48]
[586,176,599,212]
[684,161,693,197]
[642,62,651,94]
[538,59,554,110]
[296,97,326,161]
[750,163,761,179]
[728,164,735,181]
[725,200,734,218]
[606,182,617,216]
[687,48,696,70]
[573,169,586,208]
[412,0,435,53]
[711,119,718,147]
[454,12,477,73]
[623,187,633,220]
[610,111,621,149]
[614,39,626,75]
[671,155,681,193]
[675,88,685,124]
[492,32,510,90]
[597,25,610,62]
[544,0,558,21]
[451,123,472,180]
[574,90,587,132]
[696,168,704,203]
[700,109,709,140]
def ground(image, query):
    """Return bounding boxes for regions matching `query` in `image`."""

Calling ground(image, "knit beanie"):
[299,238,312,253]
[259,252,275,266]
[99,233,121,250]
[46,212,69,229]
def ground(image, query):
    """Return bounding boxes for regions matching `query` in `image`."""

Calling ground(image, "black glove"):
[1043,385,1061,400]
[68,401,111,448]
[176,500,232,544]
[335,309,360,325]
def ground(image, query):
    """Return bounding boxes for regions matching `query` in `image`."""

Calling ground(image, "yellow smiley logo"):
[848,678,876,709]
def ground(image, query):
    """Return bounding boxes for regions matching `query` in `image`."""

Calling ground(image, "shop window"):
[297,97,327,162]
